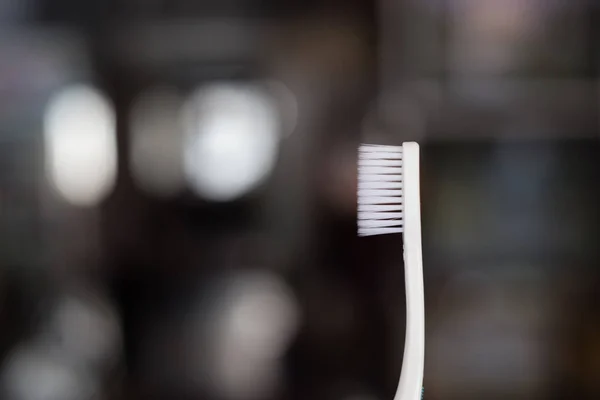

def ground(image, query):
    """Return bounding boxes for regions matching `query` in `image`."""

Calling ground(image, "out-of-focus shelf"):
[380,78,599,141]
[110,20,265,71]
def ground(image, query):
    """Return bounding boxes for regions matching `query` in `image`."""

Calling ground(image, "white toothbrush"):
[358,142,424,400]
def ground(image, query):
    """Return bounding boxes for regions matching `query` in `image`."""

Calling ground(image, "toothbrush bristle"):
[358,144,403,236]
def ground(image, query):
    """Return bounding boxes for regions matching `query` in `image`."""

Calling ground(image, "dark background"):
[0,0,599,399]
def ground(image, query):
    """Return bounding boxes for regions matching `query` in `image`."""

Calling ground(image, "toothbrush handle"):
[394,142,425,400]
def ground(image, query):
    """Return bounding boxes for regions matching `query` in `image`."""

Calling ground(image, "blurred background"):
[0,0,599,399]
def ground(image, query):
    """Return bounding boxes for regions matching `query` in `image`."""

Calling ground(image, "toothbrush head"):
[357,144,404,236]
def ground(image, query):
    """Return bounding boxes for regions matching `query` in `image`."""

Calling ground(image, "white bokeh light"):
[207,271,300,400]
[1,343,98,400]
[182,82,280,201]
[49,293,122,370]
[44,84,117,207]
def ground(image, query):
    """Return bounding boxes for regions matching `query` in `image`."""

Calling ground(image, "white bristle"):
[358,196,402,205]
[359,166,403,175]
[359,149,401,156]
[358,174,402,182]
[358,181,402,189]
[358,219,403,228]
[358,211,402,220]
[359,144,403,152]
[358,152,402,160]
[358,189,403,197]
[359,147,402,154]
[358,204,402,212]
[357,144,404,236]
[359,227,404,236]
[358,159,403,167]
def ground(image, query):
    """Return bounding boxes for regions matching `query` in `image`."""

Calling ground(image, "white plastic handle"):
[393,142,425,400]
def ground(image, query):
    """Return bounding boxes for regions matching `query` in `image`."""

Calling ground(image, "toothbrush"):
[357,142,424,400]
